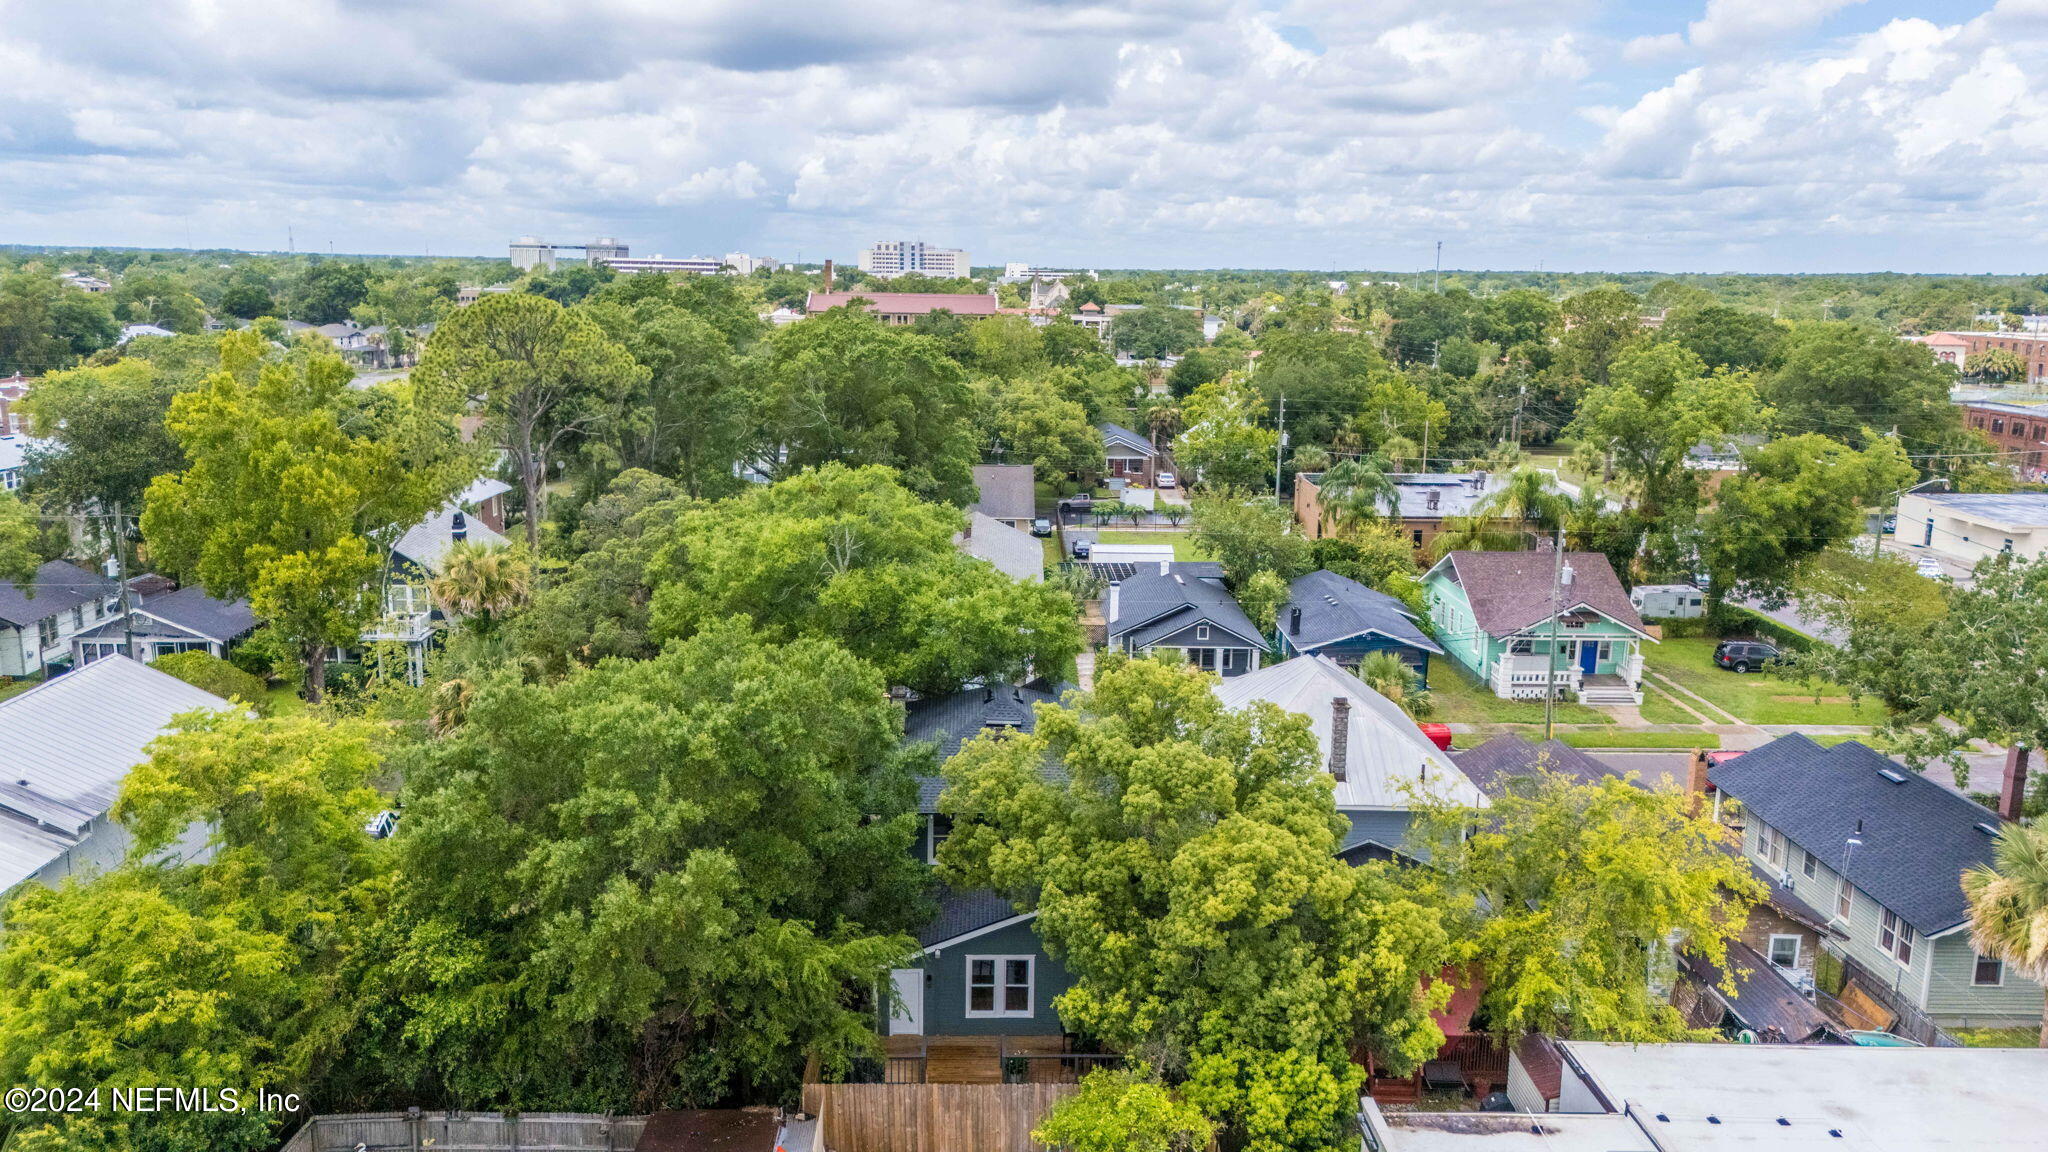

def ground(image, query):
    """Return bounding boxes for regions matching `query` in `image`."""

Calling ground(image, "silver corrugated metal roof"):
[0,656,232,839]
[0,811,76,894]
[395,503,510,576]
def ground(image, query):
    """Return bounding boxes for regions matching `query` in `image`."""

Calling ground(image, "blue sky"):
[0,0,2042,272]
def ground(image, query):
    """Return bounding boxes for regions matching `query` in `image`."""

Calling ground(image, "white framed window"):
[1195,625,1210,641]
[965,955,1034,1018]
[1835,880,1854,922]
[1509,638,1534,655]
[1767,935,1802,969]
[1596,640,1614,662]
[1878,909,1914,967]
[1758,824,1787,871]
[1188,648,1218,671]
[1801,849,1818,881]
[1974,954,2006,987]
[924,814,953,865]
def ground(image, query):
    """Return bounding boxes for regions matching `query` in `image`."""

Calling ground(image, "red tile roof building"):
[804,291,1000,325]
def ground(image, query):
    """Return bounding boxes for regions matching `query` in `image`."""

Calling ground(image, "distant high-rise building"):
[859,240,970,280]
[509,236,630,271]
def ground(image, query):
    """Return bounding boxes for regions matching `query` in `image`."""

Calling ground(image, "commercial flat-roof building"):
[1897,490,2048,566]
[1365,1040,2048,1151]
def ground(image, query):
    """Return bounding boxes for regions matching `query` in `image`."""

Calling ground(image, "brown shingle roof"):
[1438,551,1647,638]
[806,291,999,316]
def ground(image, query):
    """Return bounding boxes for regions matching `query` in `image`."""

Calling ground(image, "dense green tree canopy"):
[1403,769,1760,1042]
[20,358,195,516]
[385,624,927,1110]
[644,464,1082,693]
[940,656,1451,1152]
[142,333,471,699]
[1702,434,1913,601]
[752,305,978,505]
[1763,323,1958,450]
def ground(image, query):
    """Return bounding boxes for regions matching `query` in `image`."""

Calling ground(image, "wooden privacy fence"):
[278,1110,649,1152]
[801,1083,1076,1152]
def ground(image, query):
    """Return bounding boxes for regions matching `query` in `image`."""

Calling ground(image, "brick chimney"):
[1687,749,1713,817]
[821,259,834,292]
[1328,696,1350,781]
[1289,606,1302,635]
[1999,745,2029,822]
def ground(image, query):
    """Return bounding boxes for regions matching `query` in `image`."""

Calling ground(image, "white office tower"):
[859,240,970,279]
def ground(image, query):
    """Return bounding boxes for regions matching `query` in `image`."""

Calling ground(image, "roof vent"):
[1879,769,1907,784]
[1976,821,2000,836]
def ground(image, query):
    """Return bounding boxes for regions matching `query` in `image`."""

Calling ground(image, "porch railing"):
[1489,654,1582,698]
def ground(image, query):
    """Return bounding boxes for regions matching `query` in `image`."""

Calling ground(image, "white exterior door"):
[887,968,924,1036]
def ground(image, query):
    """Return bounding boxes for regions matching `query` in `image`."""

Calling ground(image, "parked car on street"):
[1156,471,1177,489]
[1714,639,1782,673]
[1058,493,1094,512]
[1030,517,1053,537]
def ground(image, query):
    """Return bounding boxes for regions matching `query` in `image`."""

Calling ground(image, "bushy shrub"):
[150,651,270,715]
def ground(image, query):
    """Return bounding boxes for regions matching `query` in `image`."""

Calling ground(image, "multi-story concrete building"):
[859,240,970,280]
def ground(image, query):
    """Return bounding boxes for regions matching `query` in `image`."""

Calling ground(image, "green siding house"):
[1423,550,1653,706]
[1712,735,2045,1034]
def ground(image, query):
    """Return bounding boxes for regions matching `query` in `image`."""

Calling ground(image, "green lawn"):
[1643,638,1885,726]
[0,678,37,703]
[263,684,307,717]
[1090,529,1211,561]
[1428,659,1613,726]
[1553,730,1720,750]
[1638,684,1700,725]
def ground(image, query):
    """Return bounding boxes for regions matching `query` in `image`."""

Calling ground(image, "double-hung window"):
[1974,954,2006,987]
[1758,824,1787,871]
[1878,909,1914,967]
[1835,880,1854,922]
[966,956,1034,1017]
[1801,849,1818,881]
[1767,935,1802,969]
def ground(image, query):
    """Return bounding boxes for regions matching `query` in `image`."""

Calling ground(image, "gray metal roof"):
[0,657,233,890]
[1911,491,2048,526]
[1109,571,1264,648]
[1710,735,2004,937]
[0,560,117,629]
[1281,569,1442,656]
[969,464,1037,523]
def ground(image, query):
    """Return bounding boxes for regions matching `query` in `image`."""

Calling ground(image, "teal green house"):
[1422,550,1654,706]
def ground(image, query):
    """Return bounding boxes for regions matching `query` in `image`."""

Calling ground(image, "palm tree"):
[1474,467,1570,538]
[428,540,535,636]
[1962,817,2048,1047]
[1146,403,1184,448]
[1319,458,1403,526]
[1360,651,1434,719]
[1379,434,1421,474]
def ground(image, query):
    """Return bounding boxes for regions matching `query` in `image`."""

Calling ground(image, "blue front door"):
[1579,641,1599,674]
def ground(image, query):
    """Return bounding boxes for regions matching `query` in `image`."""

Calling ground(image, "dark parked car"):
[1070,539,1092,559]
[1030,517,1054,537]
[1714,639,1782,673]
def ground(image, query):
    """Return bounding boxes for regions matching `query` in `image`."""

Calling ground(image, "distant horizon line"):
[0,240,2041,280]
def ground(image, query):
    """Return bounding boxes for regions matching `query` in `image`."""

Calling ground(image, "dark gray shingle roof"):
[918,886,1030,948]
[0,561,116,629]
[1453,732,1623,797]
[970,464,1037,523]
[1099,422,1156,457]
[1282,569,1441,655]
[134,586,258,642]
[1709,735,2005,937]
[1433,550,1647,638]
[1109,571,1263,648]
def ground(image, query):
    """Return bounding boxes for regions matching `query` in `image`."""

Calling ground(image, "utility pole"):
[111,502,134,660]
[1543,528,1565,740]
[1273,396,1287,500]
[1433,241,1442,293]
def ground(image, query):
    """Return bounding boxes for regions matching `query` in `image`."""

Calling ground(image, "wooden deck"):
[883,1035,1097,1084]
